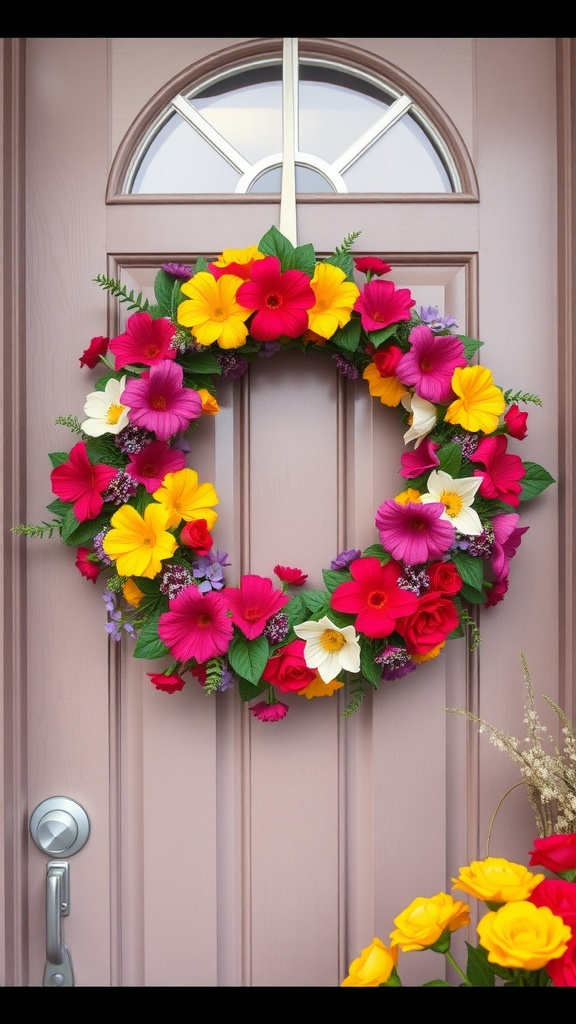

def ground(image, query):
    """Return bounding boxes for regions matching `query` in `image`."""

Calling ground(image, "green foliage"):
[228,634,270,685]
[519,462,555,500]
[11,519,63,539]
[93,274,153,313]
[133,616,170,660]
[55,415,83,433]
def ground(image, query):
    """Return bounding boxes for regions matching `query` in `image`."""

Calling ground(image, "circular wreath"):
[15,226,554,723]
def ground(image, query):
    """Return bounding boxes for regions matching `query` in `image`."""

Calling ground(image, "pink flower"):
[125,440,186,492]
[236,256,315,341]
[158,587,234,663]
[469,435,526,508]
[147,672,186,694]
[75,546,101,583]
[528,833,576,875]
[330,557,420,638]
[529,877,576,927]
[225,574,289,639]
[273,565,308,586]
[353,279,416,333]
[50,441,117,522]
[353,256,392,277]
[395,324,467,404]
[375,499,455,563]
[400,437,440,479]
[505,403,529,439]
[485,578,508,607]
[121,361,202,441]
[490,513,529,581]
[249,700,289,722]
[109,311,177,370]
[79,335,109,368]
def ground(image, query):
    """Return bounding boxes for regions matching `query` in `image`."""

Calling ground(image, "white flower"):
[293,615,361,683]
[420,468,483,536]
[82,375,130,436]
[401,392,437,447]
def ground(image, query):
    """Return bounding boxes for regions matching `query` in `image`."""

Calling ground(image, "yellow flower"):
[122,579,145,607]
[363,361,407,407]
[411,641,445,663]
[102,502,177,579]
[308,263,360,339]
[298,675,345,699]
[210,244,264,272]
[444,365,506,434]
[341,937,398,987]
[390,892,471,951]
[152,468,219,529]
[477,901,572,971]
[177,271,252,349]
[452,857,545,903]
[394,487,421,504]
[197,388,219,416]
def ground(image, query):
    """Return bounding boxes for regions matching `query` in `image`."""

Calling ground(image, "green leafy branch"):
[333,230,362,256]
[503,389,543,407]
[12,519,63,539]
[93,274,152,313]
[460,607,481,651]
[55,414,83,433]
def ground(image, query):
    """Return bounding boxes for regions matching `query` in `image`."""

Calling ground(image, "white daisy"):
[420,468,483,536]
[293,615,361,683]
[82,375,130,436]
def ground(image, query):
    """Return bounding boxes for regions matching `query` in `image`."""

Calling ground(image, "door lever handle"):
[44,861,74,986]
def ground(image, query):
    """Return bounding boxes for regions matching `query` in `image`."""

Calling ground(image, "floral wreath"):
[15,226,554,723]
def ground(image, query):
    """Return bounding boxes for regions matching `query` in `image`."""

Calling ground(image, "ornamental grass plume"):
[446,653,576,838]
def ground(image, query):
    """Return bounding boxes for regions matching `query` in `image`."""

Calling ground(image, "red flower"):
[485,578,508,607]
[262,639,317,693]
[427,561,463,595]
[75,546,101,583]
[236,256,315,341]
[225,574,289,640]
[273,564,308,586]
[79,335,109,368]
[469,435,526,508]
[109,311,177,370]
[190,664,207,686]
[545,935,576,987]
[505,403,529,440]
[249,700,289,722]
[353,279,416,333]
[353,256,392,277]
[180,518,213,555]
[396,590,460,656]
[148,672,186,694]
[528,833,576,875]
[529,877,576,928]
[330,557,419,639]
[372,344,404,377]
[50,441,117,522]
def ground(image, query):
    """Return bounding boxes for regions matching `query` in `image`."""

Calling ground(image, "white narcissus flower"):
[401,392,438,448]
[420,469,483,536]
[82,374,130,436]
[293,615,361,683]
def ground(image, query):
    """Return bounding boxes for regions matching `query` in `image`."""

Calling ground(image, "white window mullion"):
[279,38,298,246]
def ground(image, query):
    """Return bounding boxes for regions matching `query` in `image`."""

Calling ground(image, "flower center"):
[144,344,160,358]
[107,403,126,425]
[197,613,211,628]
[367,589,386,608]
[244,605,262,622]
[320,629,346,653]
[152,396,167,410]
[440,490,463,518]
[265,293,282,310]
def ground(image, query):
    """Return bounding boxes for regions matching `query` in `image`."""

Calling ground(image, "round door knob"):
[30,797,90,857]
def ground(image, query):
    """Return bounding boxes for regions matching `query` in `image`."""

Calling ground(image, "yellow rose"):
[477,901,572,971]
[452,857,545,904]
[389,892,471,952]
[341,937,398,987]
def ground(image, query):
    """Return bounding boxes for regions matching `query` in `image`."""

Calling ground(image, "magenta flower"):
[353,279,415,333]
[236,256,315,341]
[504,403,529,439]
[395,324,467,403]
[249,700,289,722]
[375,499,455,564]
[125,440,186,492]
[490,513,529,581]
[400,437,440,479]
[50,441,117,522]
[158,587,234,663]
[225,574,290,639]
[121,361,202,441]
[109,312,177,370]
[353,256,392,277]
[330,556,420,638]
[469,435,526,508]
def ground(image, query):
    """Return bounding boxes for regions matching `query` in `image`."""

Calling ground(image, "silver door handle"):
[44,861,74,986]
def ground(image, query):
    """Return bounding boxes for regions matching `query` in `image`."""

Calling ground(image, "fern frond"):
[93,274,152,313]
[12,519,63,539]
[503,389,543,407]
[333,230,362,256]
[55,415,83,433]
[341,680,366,718]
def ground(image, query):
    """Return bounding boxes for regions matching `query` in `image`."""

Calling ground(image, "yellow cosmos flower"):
[341,937,398,987]
[394,487,421,504]
[177,272,252,349]
[477,901,572,971]
[308,263,360,339]
[152,468,219,529]
[451,857,545,903]
[363,362,407,407]
[210,244,264,272]
[122,579,145,607]
[197,388,220,416]
[102,502,178,579]
[390,892,471,952]
[298,675,345,699]
[445,365,506,434]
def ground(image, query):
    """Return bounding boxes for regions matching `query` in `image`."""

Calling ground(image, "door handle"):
[44,861,74,986]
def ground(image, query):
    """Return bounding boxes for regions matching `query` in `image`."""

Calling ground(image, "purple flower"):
[217,353,249,379]
[332,354,359,380]
[162,262,193,280]
[419,305,459,332]
[257,341,282,358]
[374,646,417,681]
[330,549,362,571]
[192,556,225,593]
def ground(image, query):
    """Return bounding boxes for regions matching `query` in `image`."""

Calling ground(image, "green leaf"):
[154,269,186,319]
[293,242,316,277]
[284,594,306,626]
[49,451,72,469]
[451,550,485,592]
[322,568,351,594]
[300,590,331,614]
[361,542,389,561]
[437,442,463,478]
[458,334,484,361]
[46,497,72,517]
[519,462,555,500]
[460,581,487,604]
[258,225,299,270]
[360,641,381,685]
[325,250,355,279]
[421,979,454,987]
[364,325,398,349]
[331,317,362,354]
[133,616,170,660]
[237,676,267,702]
[465,942,498,986]
[179,350,222,376]
[61,508,110,546]
[227,633,270,684]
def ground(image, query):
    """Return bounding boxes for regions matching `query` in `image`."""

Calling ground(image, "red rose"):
[396,590,460,656]
[147,672,186,694]
[427,561,462,595]
[75,546,101,583]
[79,335,109,368]
[504,403,529,440]
[373,345,403,378]
[179,518,213,555]
[273,564,308,586]
[546,935,576,987]
[261,639,317,693]
[529,877,576,927]
[529,833,576,875]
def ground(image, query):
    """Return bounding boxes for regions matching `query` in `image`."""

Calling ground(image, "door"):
[2,37,570,986]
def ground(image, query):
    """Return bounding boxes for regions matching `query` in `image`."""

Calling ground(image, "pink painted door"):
[8,37,564,986]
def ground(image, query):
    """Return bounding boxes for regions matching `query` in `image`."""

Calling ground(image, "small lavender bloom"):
[193,558,225,592]
[330,549,362,571]
[94,530,113,565]
[257,340,282,358]
[419,305,459,332]
[115,425,155,455]
[103,590,116,613]
[171,432,192,454]
[162,262,193,280]
[206,549,231,568]
[374,646,417,681]
[219,661,238,692]
[452,432,480,459]
[263,612,290,645]
[218,353,249,379]
[159,564,194,600]
[103,470,139,506]
[449,538,470,554]
[332,354,359,380]
[398,565,430,595]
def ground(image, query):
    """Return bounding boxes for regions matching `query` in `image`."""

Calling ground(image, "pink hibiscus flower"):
[400,437,440,479]
[225,574,290,639]
[158,587,233,663]
[395,324,467,404]
[375,500,455,564]
[125,439,186,492]
[121,361,202,441]
[490,513,529,581]
[353,279,416,333]
[236,256,315,341]
[330,557,420,638]
[50,441,117,522]
[469,435,526,508]
[109,311,177,370]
